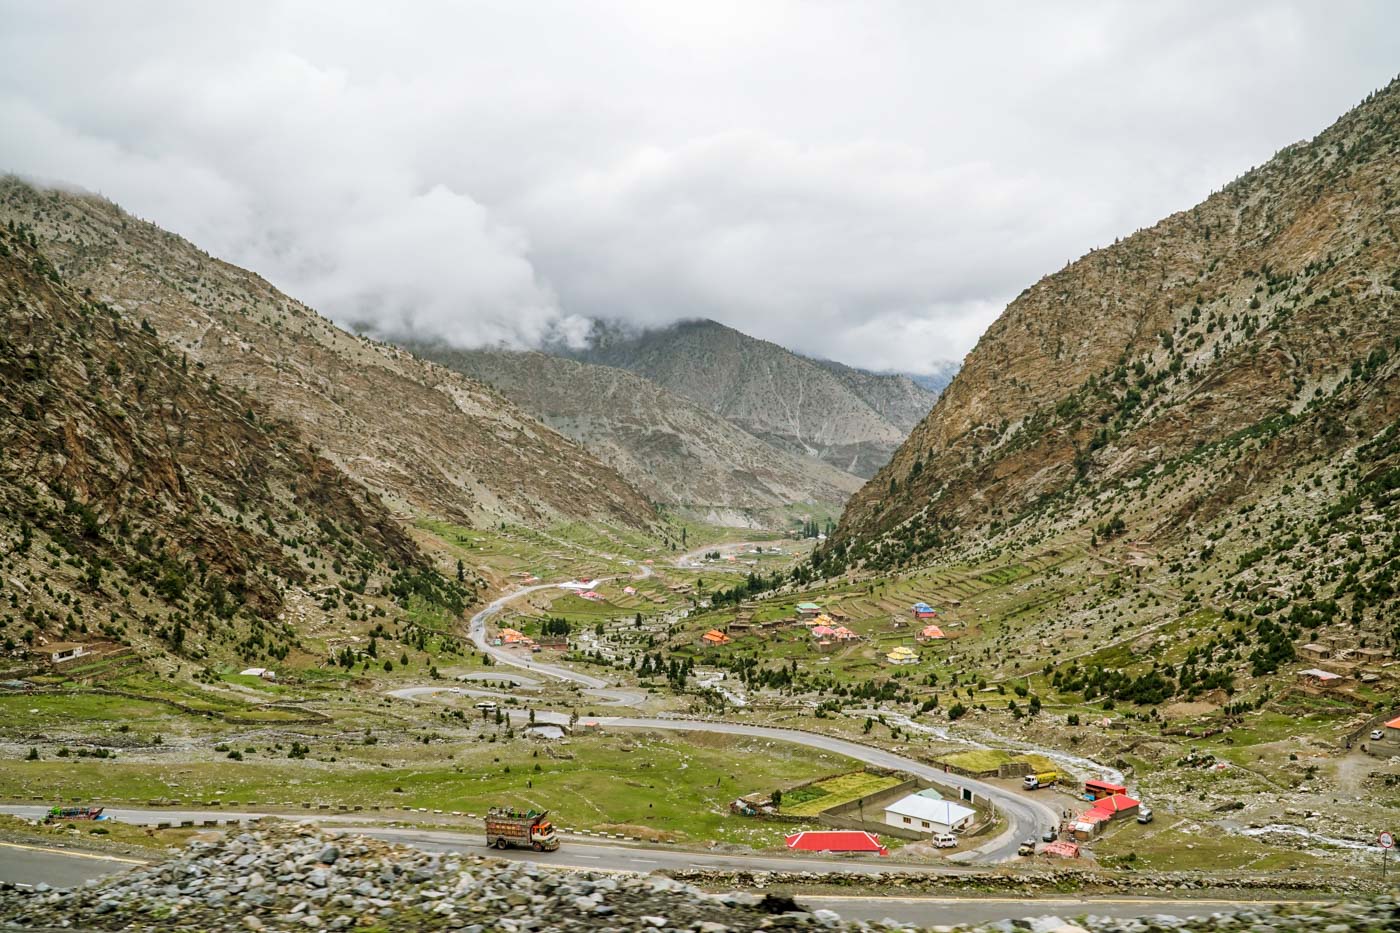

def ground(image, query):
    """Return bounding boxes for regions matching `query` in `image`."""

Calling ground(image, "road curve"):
[456,570,1057,863]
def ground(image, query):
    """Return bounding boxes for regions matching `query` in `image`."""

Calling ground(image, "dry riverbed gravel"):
[0,824,1397,932]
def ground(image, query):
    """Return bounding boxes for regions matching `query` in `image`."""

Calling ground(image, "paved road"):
[0,840,147,889]
[454,565,1057,864]
[0,837,1310,928]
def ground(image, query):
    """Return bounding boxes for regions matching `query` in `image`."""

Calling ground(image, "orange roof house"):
[700,629,732,646]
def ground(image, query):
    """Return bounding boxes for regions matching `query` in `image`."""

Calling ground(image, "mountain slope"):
[405,344,864,518]
[836,79,1400,564]
[0,219,458,669]
[563,319,937,478]
[0,179,659,534]
[809,357,943,432]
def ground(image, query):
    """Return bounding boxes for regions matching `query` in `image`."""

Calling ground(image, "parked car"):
[1136,807,1154,824]
[1042,827,1058,842]
[1017,839,1037,857]
[1371,729,1384,741]
[933,833,958,848]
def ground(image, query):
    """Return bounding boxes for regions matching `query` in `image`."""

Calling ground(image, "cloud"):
[0,1,1395,372]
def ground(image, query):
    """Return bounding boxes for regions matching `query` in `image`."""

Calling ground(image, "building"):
[1070,808,1112,840]
[885,646,918,665]
[239,667,278,682]
[700,629,731,648]
[1300,643,1332,660]
[1298,668,1345,688]
[830,626,858,642]
[912,602,937,620]
[784,830,888,856]
[1042,841,1081,859]
[46,642,91,664]
[916,624,945,642]
[795,602,823,619]
[1093,793,1140,818]
[1083,779,1127,800]
[882,793,975,834]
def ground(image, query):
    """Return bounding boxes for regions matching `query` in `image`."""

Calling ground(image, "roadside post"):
[1379,831,1394,880]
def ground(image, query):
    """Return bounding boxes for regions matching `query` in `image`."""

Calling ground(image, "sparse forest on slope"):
[0,179,658,534]
[561,319,937,478]
[405,344,863,522]
[0,219,465,671]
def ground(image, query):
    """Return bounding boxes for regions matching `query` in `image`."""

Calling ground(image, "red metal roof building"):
[784,830,888,856]
[1094,793,1141,817]
[1083,779,1128,800]
[1042,840,1081,859]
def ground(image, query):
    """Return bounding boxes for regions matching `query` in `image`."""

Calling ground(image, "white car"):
[933,833,958,848]
[1371,729,1384,741]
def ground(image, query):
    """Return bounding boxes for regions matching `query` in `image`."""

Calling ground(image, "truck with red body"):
[485,807,559,851]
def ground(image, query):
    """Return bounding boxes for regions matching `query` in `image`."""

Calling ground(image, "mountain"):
[403,344,864,521]
[0,218,458,668]
[0,179,658,534]
[831,77,1400,606]
[559,319,938,478]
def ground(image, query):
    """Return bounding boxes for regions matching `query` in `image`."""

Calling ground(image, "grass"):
[780,771,901,816]
[935,749,1057,775]
[0,730,852,845]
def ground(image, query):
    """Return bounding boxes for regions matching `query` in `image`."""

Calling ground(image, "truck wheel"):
[532,841,543,852]
[495,837,508,850]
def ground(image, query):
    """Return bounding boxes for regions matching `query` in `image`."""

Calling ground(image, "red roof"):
[1042,841,1080,858]
[1095,793,1140,814]
[1078,808,1113,824]
[1385,715,1400,729]
[1084,779,1127,793]
[785,830,888,856]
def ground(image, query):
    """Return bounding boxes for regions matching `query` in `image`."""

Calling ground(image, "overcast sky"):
[1,2,1396,373]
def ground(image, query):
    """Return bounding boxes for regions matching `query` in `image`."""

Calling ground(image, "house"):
[784,830,888,856]
[912,602,937,620]
[830,626,858,641]
[885,646,918,665]
[1298,668,1345,688]
[623,586,637,595]
[239,667,278,682]
[1083,779,1127,800]
[1300,643,1332,660]
[916,624,945,642]
[795,602,823,619]
[882,793,975,834]
[1093,793,1140,818]
[1070,808,1112,840]
[46,642,91,664]
[810,625,836,638]
[700,629,731,648]
[1381,714,1400,742]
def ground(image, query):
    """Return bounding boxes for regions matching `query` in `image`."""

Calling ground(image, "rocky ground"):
[1,825,1397,932]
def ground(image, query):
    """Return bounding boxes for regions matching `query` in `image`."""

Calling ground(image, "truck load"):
[46,805,105,822]
[485,806,559,852]
[1022,771,1059,790]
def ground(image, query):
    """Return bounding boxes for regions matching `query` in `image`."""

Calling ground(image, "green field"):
[780,771,901,816]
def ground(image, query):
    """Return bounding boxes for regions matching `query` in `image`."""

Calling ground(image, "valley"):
[1,61,1399,933]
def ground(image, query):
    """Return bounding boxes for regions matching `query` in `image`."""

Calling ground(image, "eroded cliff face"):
[835,78,1400,567]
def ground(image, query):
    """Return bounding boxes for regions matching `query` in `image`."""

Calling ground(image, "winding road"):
[418,559,1059,864]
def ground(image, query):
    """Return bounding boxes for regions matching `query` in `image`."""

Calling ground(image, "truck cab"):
[1022,770,1058,790]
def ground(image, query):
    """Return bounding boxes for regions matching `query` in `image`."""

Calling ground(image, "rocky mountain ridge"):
[0,179,659,534]
[0,219,453,670]
[407,343,864,522]
[558,318,938,478]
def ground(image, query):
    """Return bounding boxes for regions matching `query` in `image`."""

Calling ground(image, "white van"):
[933,833,958,848]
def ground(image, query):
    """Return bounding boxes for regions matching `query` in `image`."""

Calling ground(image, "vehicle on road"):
[932,833,958,848]
[1017,839,1036,857]
[46,805,105,822]
[1042,827,1058,842]
[485,807,559,852]
[1136,807,1154,824]
[1021,771,1058,790]
[1371,729,1384,741]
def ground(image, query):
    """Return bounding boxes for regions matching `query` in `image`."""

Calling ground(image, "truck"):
[45,805,105,822]
[485,807,559,852]
[1022,771,1059,790]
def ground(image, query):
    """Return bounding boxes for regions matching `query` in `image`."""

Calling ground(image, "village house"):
[699,629,731,648]
[1300,643,1332,660]
[912,602,937,620]
[916,624,945,643]
[882,793,975,835]
[1298,668,1345,689]
[885,646,918,666]
[45,642,91,664]
[795,602,822,619]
